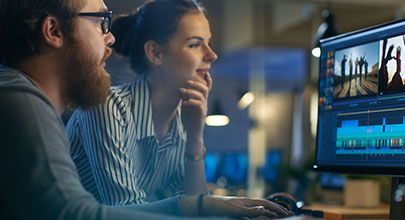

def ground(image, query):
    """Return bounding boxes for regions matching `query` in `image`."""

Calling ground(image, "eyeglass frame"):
[77,11,112,34]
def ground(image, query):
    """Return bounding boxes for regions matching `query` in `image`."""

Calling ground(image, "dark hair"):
[0,0,80,67]
[111,0,205,75]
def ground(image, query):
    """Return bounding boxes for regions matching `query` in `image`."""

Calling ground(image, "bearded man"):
[0,0,190,218]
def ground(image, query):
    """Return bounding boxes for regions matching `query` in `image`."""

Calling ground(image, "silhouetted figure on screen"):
[341,55,347,88]
[355,57,359,85]
[364,59,369,80]
[349,55,353,88]
[378,39,395,92]
[359,56,365,85]
[387,46,404,92]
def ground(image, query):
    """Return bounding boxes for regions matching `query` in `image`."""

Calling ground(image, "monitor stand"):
[389,177,405,220]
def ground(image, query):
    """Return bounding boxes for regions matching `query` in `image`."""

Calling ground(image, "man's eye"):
[93,17,104,25]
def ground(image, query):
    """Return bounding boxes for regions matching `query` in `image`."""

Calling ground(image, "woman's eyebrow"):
[185,36,204,41]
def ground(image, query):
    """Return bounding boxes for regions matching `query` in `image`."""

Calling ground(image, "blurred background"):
[104,0,404,205]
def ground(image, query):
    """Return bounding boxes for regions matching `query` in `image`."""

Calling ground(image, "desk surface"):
[305,203,390,220]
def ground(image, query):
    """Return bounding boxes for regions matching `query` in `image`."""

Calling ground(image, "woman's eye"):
[189,43,200,48]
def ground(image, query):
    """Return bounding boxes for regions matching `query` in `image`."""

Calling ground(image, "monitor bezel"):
[319,18,405,45]
[313,164,405,176]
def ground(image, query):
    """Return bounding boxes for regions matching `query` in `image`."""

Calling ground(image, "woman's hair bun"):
[111,13,138,57]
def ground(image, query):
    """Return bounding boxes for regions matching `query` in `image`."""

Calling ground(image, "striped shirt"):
[66,76,186,205]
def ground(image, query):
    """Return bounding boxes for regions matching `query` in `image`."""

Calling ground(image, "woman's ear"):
[41,16,64,48]
[144,40,163,65]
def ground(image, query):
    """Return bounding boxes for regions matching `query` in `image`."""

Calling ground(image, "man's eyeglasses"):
[77,11,112,34]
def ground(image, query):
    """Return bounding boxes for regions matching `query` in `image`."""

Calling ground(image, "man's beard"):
[63,43,112,111]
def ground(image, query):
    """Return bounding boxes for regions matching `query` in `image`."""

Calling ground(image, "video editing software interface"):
[316,19,405,173]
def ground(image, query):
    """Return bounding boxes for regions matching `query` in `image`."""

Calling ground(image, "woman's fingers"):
[182,100,205,115]
[262,209,280,218]
[187,80,209,98]
[241,206,277,219]
[205,72,213,92]
[180,88,205,102]
[238,198,292,218]
[179,78,211,136]
[258,200,291,217]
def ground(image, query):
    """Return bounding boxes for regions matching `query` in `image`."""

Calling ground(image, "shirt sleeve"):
[69,94,147,206]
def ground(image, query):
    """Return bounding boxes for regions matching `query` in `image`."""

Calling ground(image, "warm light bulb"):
[238,92,255,110]
[205,115,230,126]
[312,47,321,58]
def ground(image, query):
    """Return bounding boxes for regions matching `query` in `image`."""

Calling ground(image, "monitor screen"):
[314,18,405,175]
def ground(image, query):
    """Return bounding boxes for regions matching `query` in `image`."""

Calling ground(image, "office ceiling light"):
[205,99,230,126]
[238,91,255,110]
[312,9,339,58]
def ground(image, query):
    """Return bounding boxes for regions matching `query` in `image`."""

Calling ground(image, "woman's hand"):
[180,73,212,146]
[202,195,295,219]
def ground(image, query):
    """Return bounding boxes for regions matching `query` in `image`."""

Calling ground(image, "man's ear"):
[144,40,163,65]
[41,16,64,48]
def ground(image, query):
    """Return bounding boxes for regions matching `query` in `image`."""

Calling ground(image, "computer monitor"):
[314,19,405,219]
[314,18,405,176]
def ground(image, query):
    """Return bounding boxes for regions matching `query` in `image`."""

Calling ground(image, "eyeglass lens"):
[78,12,112,34]
[102,16,111,34]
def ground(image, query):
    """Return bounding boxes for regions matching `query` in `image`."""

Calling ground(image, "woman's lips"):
[196,68,210,75]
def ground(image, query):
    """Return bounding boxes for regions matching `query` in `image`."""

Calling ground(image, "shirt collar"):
[134,76,186,141]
